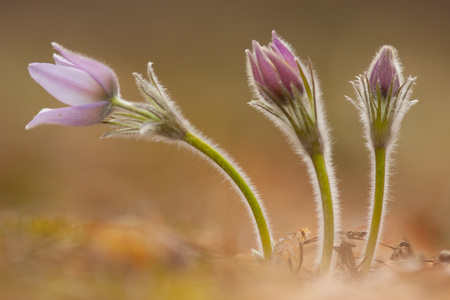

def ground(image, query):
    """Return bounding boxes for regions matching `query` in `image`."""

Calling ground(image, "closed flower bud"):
[348,45,417,148]
[368,46,401,99]
[246,32,339,272]
[347,46,418,270]
[247,31,304,105]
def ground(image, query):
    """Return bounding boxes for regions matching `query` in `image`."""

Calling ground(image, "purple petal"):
[270,31,297,70]
[53,54,75,67]
[52,43,119,98]
[29,63,108,106]
[246,49,263,85]
[252,41,282,97]
[369,46,401,97]
[26,101,111,129]
[265,50,304,94]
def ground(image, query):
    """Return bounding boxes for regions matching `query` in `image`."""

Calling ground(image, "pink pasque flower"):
[246,31,304,105]
[26,43,119,129]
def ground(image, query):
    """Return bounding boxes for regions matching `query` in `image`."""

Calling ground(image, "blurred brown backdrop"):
[1,0,449,254]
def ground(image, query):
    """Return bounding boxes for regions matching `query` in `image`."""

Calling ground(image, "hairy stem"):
[184,131,272,260]
[111,97,156,120]
[111,98,272,259]
[310,151,335,273]
[361,146,386,271]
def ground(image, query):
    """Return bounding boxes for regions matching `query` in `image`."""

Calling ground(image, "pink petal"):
[252,41,282,96]
[53,54,75,67]
[29,63,108,106]
[265,50,303,94]
[369,46,401,98]
[246,50,263,85]
[52,43,119,98]
[270,31,297,70]
[26,102,111,129]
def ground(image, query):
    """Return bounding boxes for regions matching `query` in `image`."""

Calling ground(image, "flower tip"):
[380,44,395,51]
[25,109,50,130]
[27,63,43,80]
[376,45,399,61]
[51,42,64,52]
[25,121,38,130]
[271,30,279,39]
[369,45,402,98]
[27,63,35,72]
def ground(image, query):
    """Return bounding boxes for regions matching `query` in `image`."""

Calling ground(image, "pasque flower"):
[26,43,119,129]
[369,46,401,99]
[347,45,417,271]
[246,31,327,156]
[348,45,417,149]
[247,31,339,273]
[247,33,304,105]
[26,44,273,261]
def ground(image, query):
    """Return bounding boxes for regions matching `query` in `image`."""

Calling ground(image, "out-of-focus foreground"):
[1,0,450,298]
[1,215,449,299]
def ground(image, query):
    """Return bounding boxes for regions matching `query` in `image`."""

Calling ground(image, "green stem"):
[310,151,335,273]
[110,98,272,259]
[184,131,273,260]
[111,97,157,120]
[361,146,386,271]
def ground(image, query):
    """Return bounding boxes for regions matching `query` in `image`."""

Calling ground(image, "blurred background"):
[1,0,449,255]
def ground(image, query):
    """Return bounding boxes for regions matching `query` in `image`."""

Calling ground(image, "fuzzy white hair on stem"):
[179,128,273,253]
[104,61,274,259]
[345,45,417,270]
[246,32,340,270]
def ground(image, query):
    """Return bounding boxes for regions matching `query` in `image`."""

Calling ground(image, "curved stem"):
[110,98,272,259]
[310,151,335,273]
[361,146,386,271]
[184,131,273,260]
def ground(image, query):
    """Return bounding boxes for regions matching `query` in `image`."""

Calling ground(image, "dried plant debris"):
[270,228,311,274]
[270,228,449,282]
[334,235,359,279]
[388,241,414,262]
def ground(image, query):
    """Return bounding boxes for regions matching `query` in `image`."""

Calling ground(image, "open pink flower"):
[26,43,119,129]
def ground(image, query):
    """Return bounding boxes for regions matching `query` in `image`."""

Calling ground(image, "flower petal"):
[252,41,282,97]
[369,46,401,98]
[53,54,75,67]
[246,49,263,86]
[26,102,111,129]
[265,50,303,94]
[29,63,108,106]
[270,31,297,70]
[52,43,119,98]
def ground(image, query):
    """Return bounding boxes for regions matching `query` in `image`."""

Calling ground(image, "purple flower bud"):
[26,43,119,129]
[247,31,304,104]
[368,46,401,99]
[347,45,417,149]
